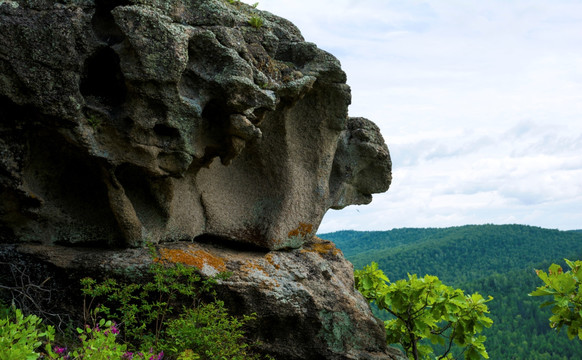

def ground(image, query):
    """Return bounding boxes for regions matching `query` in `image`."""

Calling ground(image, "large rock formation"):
[0,0,391,250]
[0,0,400,358]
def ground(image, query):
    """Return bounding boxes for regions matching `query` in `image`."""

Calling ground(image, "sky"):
[258,0,582,233]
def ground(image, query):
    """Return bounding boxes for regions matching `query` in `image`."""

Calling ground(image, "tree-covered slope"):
[462,263,582,359]
[321,225,582,359]
[322,224,582,284]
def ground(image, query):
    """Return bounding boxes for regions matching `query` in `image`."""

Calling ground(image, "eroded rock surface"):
[0,1,399,358]
[0,239,405,360]
[0,0,391,250]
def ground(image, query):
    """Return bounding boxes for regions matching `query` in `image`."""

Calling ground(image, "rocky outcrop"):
[330,117,392,210]
[0,238,405,359]
[0,0,399,358]
[0,0,391,250]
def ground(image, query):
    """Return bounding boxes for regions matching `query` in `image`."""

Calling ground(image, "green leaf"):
[529,287,556,296]
[549,263,563,275]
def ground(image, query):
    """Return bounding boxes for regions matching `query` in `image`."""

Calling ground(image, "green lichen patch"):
[317,310,355,353]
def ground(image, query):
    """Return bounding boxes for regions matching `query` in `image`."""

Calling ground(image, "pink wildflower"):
[111,322,120,335]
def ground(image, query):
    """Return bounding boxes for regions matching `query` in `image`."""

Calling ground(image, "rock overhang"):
[0,0,391,250]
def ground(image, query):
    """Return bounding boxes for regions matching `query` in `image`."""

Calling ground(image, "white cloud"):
[258,0,582,232]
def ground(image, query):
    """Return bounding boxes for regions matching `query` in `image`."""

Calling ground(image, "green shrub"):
[48,319,164,360]
[161,301,258,359]
[0,307,55,360]
[0,307,148,360]
[80,248,270,359]
[69,319,127,359]
[1,247,271,360]
[80,257,223,350]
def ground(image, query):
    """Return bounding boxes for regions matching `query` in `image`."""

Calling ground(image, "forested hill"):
[321,224,582,284]
[320,224,582,359]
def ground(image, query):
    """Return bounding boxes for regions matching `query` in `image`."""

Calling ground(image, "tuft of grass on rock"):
[248,14,264,29]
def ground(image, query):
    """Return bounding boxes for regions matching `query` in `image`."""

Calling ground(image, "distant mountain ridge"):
[321,224,582,285]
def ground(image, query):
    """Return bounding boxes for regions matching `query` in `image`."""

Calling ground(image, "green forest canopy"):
[321,224,582,360]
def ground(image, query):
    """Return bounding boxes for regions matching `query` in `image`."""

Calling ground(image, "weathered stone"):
[330,117,392,209]
[0,239,406,360]
[0,0,391,250]
[0,1,399,358]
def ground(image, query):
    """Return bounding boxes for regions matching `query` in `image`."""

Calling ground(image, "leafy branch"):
[355,262,493,360]
[530,259,582,340]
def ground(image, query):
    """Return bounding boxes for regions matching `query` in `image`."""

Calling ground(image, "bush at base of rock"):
[0,259,270,360]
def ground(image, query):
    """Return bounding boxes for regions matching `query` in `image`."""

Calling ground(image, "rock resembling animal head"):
[0,0,391,249]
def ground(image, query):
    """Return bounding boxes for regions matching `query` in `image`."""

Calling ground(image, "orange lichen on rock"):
[301,242,342,257]
[287,222,313,238]
[241,260,269,276]
[265,253,281,270]
[240,259,280,288]
[156,248,226,272]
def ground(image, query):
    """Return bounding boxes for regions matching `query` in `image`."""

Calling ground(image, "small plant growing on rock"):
[248,15,264,29]
[87,115,101,129]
